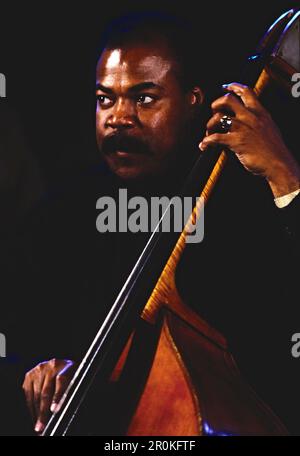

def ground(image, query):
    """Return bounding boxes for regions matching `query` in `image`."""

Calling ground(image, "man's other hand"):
[22,358,76,434]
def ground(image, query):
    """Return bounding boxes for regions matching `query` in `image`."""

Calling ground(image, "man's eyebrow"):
[96,83,114,94]
[128,82,164,93]
[95,82,164,93]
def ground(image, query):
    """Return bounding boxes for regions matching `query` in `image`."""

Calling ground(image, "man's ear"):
[190,86,205,106]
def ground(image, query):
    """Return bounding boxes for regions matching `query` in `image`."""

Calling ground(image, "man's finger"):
[222,82,264,114]
[32,372,44,425]
[206,112,243,135]
[51,362,75,412]
[211,92,247,118]
[22,377,36,423]
[199,132,234,152]
[35,376,56,433]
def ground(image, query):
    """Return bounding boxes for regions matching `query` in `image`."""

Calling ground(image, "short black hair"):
[97,11,212,92]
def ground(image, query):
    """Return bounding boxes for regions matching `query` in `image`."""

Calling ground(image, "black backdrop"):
[1,0,298,188]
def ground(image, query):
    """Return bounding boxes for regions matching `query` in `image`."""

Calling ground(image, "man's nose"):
[106,98,136,130]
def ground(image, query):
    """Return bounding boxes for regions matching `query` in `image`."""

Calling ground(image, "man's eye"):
[97,95,113,107]
[137,95,155,105]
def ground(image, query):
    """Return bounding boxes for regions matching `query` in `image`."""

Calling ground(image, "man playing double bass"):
[21,13,300,435]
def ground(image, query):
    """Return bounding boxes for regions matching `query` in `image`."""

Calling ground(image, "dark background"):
[1,0,299,190]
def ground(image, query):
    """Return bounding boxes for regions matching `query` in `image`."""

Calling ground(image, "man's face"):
[96,40,201,180]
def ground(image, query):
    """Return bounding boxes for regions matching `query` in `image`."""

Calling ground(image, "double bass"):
[42,8,300,436]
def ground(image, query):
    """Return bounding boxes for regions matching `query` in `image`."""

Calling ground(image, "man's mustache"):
[101,134,151,155]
